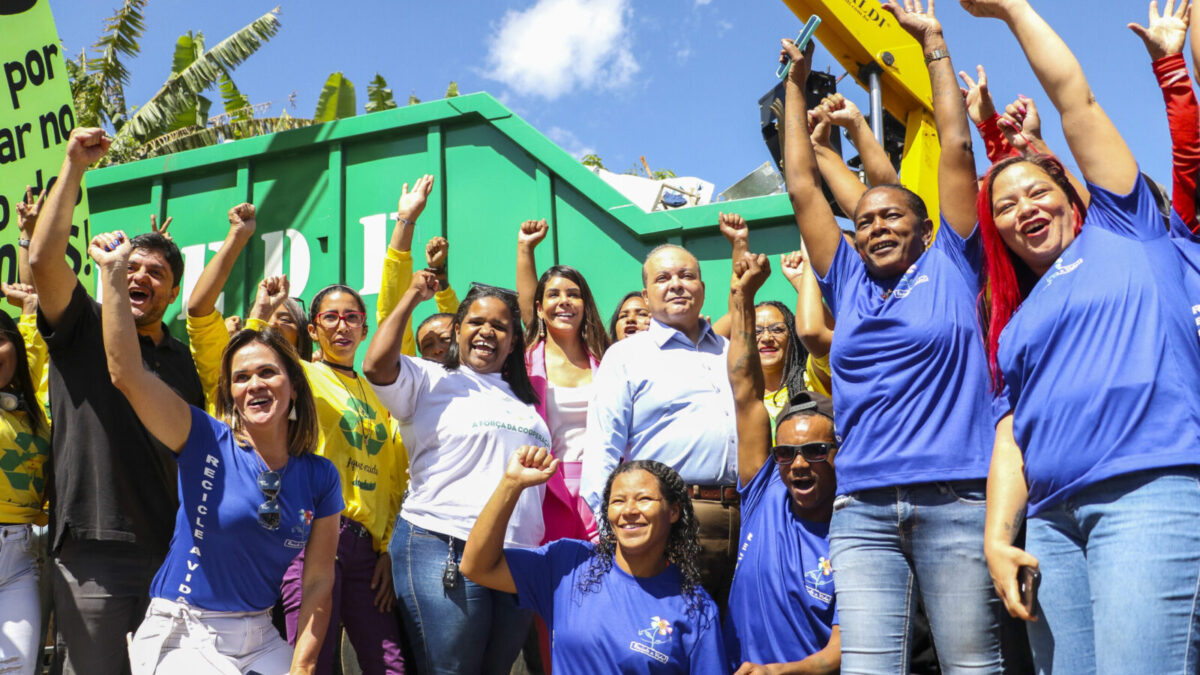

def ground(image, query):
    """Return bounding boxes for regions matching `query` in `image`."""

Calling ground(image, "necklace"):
[322,359,356,373]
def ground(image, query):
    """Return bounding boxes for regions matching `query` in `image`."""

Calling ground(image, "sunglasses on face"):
[315,310,366,329]
[257,470,282,531]
[772,442,836,465]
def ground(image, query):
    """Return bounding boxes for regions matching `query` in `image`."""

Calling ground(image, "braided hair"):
[756,300,808,399]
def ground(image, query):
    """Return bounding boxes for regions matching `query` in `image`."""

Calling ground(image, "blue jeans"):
[830,481,1007,674]
[1026,467,1200,674]
[389,517,532,675]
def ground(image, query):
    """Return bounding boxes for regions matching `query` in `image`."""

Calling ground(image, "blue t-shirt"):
[724,458,837,669]
[505,539,726,674]
[817,220,994,493]
[998,175,1200,517]
[1169,210,1200,337]
[149,407,344,611]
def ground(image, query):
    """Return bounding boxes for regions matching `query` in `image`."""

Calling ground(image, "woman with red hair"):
[970,1,1200,672]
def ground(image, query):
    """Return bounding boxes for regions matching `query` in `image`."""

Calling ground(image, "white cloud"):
[694,0,712,5]
[545,126,597,160]
[716,19,733,36]
[484,0,639,100]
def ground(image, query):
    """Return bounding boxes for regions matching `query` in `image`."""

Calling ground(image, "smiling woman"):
[461,454,726,674]
[780,7,1013,668]
[90,230,343,673]
[364,276,550,673]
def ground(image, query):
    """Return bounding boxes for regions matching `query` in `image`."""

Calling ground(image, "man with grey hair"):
[581,241,740,606]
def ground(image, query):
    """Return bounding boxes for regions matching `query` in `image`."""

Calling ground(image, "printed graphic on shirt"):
[1,431,48,493]
[1044,257,1083,286]
[891,271,930,299]
[630,615,674,664]
[286,508,314,549]
[804,556,834,604]
[339,396,389,458]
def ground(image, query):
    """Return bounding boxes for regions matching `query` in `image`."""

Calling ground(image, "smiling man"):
[723,251,840,674]
[581,242,740,607]
[30,128,203,675]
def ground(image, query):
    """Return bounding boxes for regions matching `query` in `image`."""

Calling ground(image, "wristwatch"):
[924,49,950,64]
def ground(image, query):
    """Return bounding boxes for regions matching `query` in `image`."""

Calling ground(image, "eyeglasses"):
[315,310,366,328]
[754,323,788,337]
[772,442,836,465]
[257,470,282,530]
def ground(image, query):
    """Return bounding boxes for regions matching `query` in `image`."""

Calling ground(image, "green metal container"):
[86,93,804,342]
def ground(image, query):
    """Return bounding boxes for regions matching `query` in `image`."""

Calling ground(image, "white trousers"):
[128,598,292,675]
[0,524,39,675]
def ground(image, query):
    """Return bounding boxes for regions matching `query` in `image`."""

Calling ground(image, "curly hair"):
[577,460,706,618]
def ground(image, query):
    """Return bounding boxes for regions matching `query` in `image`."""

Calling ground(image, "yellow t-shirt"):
[764,385,789,426]
[805,352,832,397]
[0,316,52,525]
[301,360,407,552]
[378,247,461,338]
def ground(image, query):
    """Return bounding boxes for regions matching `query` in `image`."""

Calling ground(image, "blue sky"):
[50,0,1176,197]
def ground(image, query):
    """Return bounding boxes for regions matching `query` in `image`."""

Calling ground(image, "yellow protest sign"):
[0,0,92,290]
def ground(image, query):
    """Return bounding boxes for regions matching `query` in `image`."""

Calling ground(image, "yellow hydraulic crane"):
[781,0,942,221]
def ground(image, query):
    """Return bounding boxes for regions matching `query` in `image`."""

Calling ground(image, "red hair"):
[977,155,1086,391]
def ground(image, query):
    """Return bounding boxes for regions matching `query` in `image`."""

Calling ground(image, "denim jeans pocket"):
[943,481,987,505]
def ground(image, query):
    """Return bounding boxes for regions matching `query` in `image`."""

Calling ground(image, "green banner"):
[0,0,91,291]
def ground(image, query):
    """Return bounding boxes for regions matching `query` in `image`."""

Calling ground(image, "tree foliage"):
[314,72,356,122]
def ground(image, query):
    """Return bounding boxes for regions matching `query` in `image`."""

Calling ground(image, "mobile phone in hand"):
[1018,565,1041,618]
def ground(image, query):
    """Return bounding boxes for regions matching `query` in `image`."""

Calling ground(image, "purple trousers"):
[282,516,406,674]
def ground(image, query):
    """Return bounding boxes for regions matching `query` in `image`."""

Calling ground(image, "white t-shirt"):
[371,356,549,547]
[546,382,592,464]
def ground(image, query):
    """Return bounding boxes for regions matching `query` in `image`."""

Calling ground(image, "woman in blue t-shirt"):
[89,230,343,674]
[460,453,726,674]
[969,1,1200,672]
[778,4,1011,671]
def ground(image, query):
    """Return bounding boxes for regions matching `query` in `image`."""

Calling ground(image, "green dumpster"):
[85,93,805,343]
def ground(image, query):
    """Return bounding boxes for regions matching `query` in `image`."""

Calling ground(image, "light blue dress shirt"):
[580,318,738,515]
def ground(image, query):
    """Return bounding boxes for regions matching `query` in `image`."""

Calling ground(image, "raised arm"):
[885,0,979,235]
[782,39,843,277]
[188,203,256,318]
[516,219,548,328]
[810,104,870,217]
[91,231,191,452]
[781,251,834,359]
[15,186,46,289]
[962,0,1137,194]
[960,65,1020,163]
[824,94,900,189]
[728,252,774,488]
[1193,0,1200,74]
[31,128,109,326]
[983,414,1039,622]
[462,446,559,594]
[1131,0,1198,229]
[363,270,438,386]
[996,96,1091,206]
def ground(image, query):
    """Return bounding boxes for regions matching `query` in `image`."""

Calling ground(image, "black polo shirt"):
[38,282,204,553]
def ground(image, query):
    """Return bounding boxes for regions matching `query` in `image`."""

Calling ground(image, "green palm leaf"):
[117,7,281,143]
[365,73,396,113]
[315,72,356,122]
[85,0,147,128]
